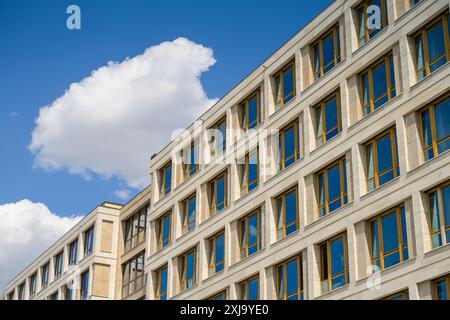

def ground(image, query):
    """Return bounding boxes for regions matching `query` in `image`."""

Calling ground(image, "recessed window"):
[208,171,228,217]
[317,157,348,217]
[182,141,199,180]
[179,248,197,291]
[54,251,63,279]
[181,194,196,234]
[41,262,50,289]
[433,274,450,300]
[155,265,168,300]
[208,231,225,276]
[382,290,409,300]
[278,120,300,171]
[313,25,341,80]
[320,233,349,294]
[419,94,450,161]
[17,282,25,300]
[365,127,399,191]
[313,90,341,146]
[240,275,259,300]
[274,61,296,109]
[207,290,226,300]
[426,182,450,249]
[160,161,172,197]
[360,53,396,116]
[124,206,147,252]
[80,270,89,300]
[122,251,145,298]
[210,117,227,157]
[7,291,14,300]
[156,211,172,250]
[414,13,450,80]
[276,255,303,300]
[356,0,388,47]
[239,209,261,259]
[240,150,259,194]
[240,90,261,132]
[29,273,37,298]
[276,187,299,240]
[48,291,58,300]
[68,238,78,266]
[83,226,94,257]
[63,285,73,300]
[369,204,409,270]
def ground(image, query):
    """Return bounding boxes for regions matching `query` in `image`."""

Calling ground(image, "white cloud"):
[29,37,218,189]
[0,200,82,293]
[114,189,132,201]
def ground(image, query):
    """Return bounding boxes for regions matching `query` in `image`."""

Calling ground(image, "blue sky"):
[0,0,332,217]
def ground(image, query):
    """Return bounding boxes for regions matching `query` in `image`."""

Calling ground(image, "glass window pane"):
[187,252,195,287]
[216,234,224,271]
[285,191,297,225]
[381,212,399,253]
[330,238,345,276]
[322,32,335,73]
[372,62,388,106]
[427,22,446,68]
[275,76,282,107]
[283,66,294,103]
[376,134,394,174]
[428,191,441,233]
[370,221,380,259]
[286,259,299,296]
[249,278,259,300]
[277,266,284,298]
[315,106,324,143]
[284,127,295,165]
[325,96,338,139]
[314,45,320,78]
[435,279,447,300]
[434,98,450,145]
[248,96,258,128]
[442,185,450,228]
[217,176,225,211]
[327,164,342,203]
[366,143,375,190]
[415,35,426,80]
[421,110,433,150]
[318,173,326,217]
[362,73,370,115]
[249,214,258,247]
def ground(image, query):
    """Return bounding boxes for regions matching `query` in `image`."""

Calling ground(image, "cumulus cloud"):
[0,200,82,292]
[29,38,218,189]
[114,189,132,201]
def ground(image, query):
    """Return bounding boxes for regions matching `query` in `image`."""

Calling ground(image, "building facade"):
[3,0,450,300]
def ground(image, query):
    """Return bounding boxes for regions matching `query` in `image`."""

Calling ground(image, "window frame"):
[239,89,261,132]
[319,233,349,294]
[18,282,25,300]
[208,230,225,276]
[313,24,341,79]
[275,186,299,240]
[240,149,259,194]
[274,60,296,109]
[181,193,196,235]
[279,120,301,171]
[276,254,304,300]
[160,161,172,197]
[83,226,94,257]
[239,274,260,300]
[356,0,388,47]
[182,141,199,180]
[80,269,89,300]
[207,290,227,300]
[29,272,37,298]
[426,181,450,248]
[68,238,78,266]
[433,274,450,300]
[154,265,168,300]
[210,117,227,157]
[179,248,197,292]
[313,90,342,145]
[208,170,228,217]
[121,251,145,298]
[54,251,64,279]
[382,289,409,300]
[41,261,50,289]
[124,205,148,252]
[239,209,262,259]
[156,211,172,250]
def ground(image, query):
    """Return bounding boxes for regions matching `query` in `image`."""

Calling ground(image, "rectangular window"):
[314,90,341,146]
[18,282,25,300]
[427,182,450,249]
[276,187,299,240]
[278,120,300,171]
[313,25,341,79]
[156,211,172,250]
[317,158,348,217]
[276,255,303,300]
[433,274,450,300]
[122,251,145,298]
[240,150,259,194]
[179,248,197,291]
[210,117,227,157]
[208,171,228,216]
[181,194,196,234]
[382,290,409,300]
[80,270,89,300]
[29,273,37,298]
[365,127,399,191]
[124,206,148,252]
[360,53,396,116]
[207,290,226,300]
[240,275,259,300]
[369,205,409,270]
[68,238,78,266]
[239,209,261,259]
[208,231,225,276]
[356,0,388,47]
[240,90,261,131]
[419,94,450,161]
[160,162,172,197]
[63,285,73,300]
[182,141,199,180]
[54,251,63,279]
[155,265,168,300]
[83,226,94,257]
[414,13,450,80]
[320,233,349,294]
[274,61,296,109]
[41,262,50,289]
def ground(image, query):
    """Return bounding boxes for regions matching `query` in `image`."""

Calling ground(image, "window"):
[360,53,396,116]
[210,117,227,157]
[18,282,25,300]
[208,231,225,276]
[410,0,422,6]
[122,251,145,297]
[182,141,199,179]
[419,94,450,161]
[29,273,37,298]
[207,290,226,300]
[356,0,388,47]
[48,291,58,300]
[433,274,450,300]
[208,171,227,216]
[274,61,296,109]
[156,211,172,250]
[414,13,450,80]
[80,270,89,300]
[83,226,94,257]
[313,25,341,79]
[63,285,73,300]
[68,238,78,266]
[239,209,261,259]
[314,90,341,146]
[240,275,259,300]
[155,265,168,300]
[382,290,409,300]
[427,182,450,249]
[54,251,63,279]
[124,206,148,252]
[276,255,303,300]
[7,291,14,300]
[240,150,258,194]
[276,187,298,240]
[41,262,50,289]
[278,120,300,171]
[365,127,399,191]
[317,157,348,217]
[240,90,261,131]
[320,233,349,294]
[369,205,409,270]
[160,162,172,197]
[179,248,197,291]
[181,194,196,234]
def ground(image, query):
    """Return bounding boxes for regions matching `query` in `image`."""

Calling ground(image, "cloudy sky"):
[0,0,332,291]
